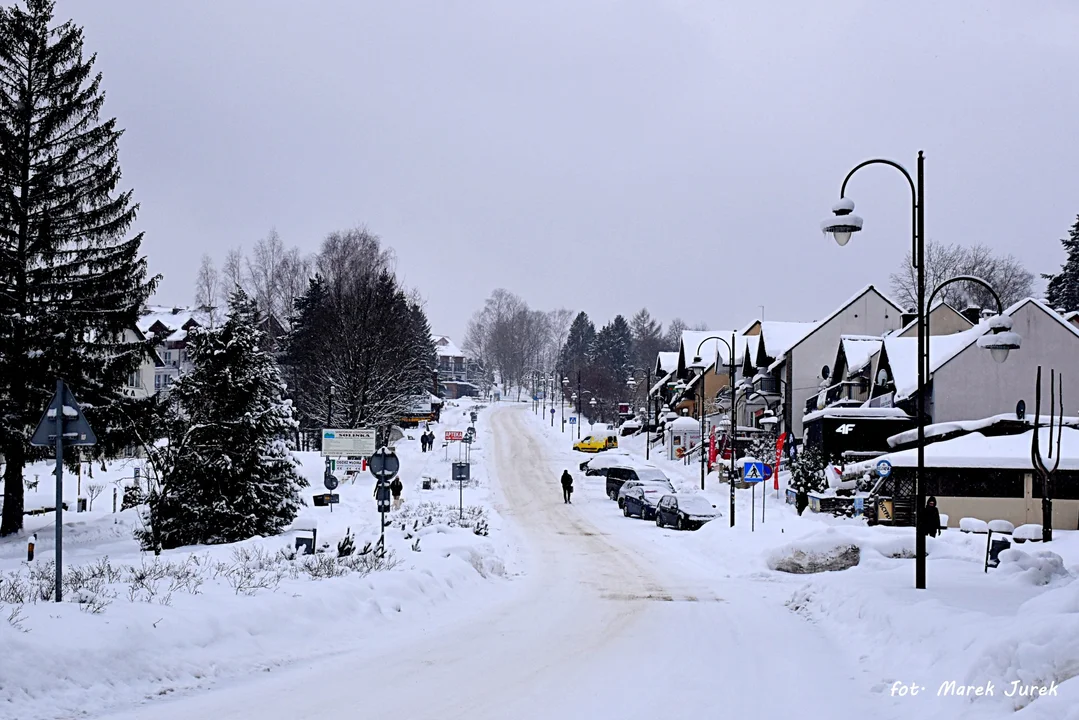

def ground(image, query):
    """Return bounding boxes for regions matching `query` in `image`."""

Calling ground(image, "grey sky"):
[59,0,1079,343]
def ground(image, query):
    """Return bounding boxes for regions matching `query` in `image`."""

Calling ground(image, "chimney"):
[961,305,982,325]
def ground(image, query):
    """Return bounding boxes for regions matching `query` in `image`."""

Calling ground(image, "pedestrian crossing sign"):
[743,461,766,483]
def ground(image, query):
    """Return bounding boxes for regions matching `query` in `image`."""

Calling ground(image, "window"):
[126,372,139,388]
[918,468,1024,499]
[155,375,162,390]
[1031,471,1079,501]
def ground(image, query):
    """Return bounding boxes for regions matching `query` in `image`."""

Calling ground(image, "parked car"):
[604,465,669,501]
[655,493,720,530]
[579,451,631,475]
[573,430,619,453]
[616,477,676,508]
[622,484,667,520]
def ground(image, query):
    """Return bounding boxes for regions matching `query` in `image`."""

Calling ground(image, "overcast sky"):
[58,0,1079,342]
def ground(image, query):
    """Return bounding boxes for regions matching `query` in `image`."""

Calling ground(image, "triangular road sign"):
[30,382,97,447]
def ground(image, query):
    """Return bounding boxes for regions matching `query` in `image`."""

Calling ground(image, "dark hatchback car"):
[605,465,669,501]
[622,484,667,520]
[655,493,720,530]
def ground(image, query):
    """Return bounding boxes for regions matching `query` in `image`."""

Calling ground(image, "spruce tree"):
[790,443,827,495]
[1043,215,1079,313]
[0,0,157,535]
[558,312,596,377]
[140,291,305,550]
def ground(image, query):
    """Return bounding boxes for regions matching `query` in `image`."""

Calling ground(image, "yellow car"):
[573,432,618,453]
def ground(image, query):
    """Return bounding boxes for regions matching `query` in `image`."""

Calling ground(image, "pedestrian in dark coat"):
[390,477,404,510]
[794,484,809,516]
[560,470,574,504]
[920,496,941,538]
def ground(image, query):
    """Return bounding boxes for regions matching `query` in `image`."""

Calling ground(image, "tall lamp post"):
[561,375,569,432]
[689,335,737,505]
[821,154,1018,589]
[627,368,652,460]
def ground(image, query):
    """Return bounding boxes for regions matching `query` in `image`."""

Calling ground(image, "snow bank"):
[1015,523,1044,541]
[767,529,861,574]
[996,548,1068,586]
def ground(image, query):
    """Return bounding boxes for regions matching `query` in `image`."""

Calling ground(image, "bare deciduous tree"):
[86,482,104,511]
[194,255,221,327]
[890,241,1035,312]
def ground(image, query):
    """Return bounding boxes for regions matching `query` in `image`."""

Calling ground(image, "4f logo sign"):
[835,423,856,435]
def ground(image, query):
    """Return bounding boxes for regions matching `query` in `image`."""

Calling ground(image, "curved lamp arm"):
[839,157,919,269]
[927,274,1003,316]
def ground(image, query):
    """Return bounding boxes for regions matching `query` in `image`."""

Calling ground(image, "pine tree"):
[0,0,157,535]
[559,312,596,377]
[139,291,306,550]
[630,308,664,371]
[1044,215,1079,313]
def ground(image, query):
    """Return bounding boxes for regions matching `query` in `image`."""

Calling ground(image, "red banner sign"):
[774,433,787,490]
[445,431,464,442]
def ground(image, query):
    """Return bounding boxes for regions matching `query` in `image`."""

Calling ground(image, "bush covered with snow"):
[960,517,989,533]
[1014,523,1044,541]
[988,519,1015,534]
[767,531,861,574]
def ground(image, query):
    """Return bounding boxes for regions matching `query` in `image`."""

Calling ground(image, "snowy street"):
[94,405,889,720]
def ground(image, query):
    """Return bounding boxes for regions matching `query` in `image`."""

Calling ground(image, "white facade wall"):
[932,302,1079,423]
[788,291,903,438]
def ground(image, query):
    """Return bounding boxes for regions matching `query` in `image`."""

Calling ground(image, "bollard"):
[113,487,117,513]
[28,533,36,562]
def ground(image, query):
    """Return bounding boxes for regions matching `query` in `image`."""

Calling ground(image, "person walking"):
[920,496,941,538]
[390,477,404,510]
[420,432,428,452]
[560,470,574,504]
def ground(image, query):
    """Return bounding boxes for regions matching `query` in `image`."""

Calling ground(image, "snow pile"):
[996,547,1068,586]
[767,529,861,574]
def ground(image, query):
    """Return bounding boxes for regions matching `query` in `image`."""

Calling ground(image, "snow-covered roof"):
[884,296,1079,401]
[886,413,1079,448]
[848,427,1079,472]
[883,325,987,400]
[681,331,737,367]
[1065,310,1079,324]
[839,335,883,376]
[803,406,911,425]
[139,305,212,342]
[762,285,903,373]
[741,335,761,368]
[656,351,679,375]
[761,321,820,371]
[432,335,464,358]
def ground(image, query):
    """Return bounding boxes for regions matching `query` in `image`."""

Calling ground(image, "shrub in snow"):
[137,290,307,550]
[768,533,861,574]
[988,519,1015,534]
[959,517,989,534]
[1013,524,1043,541]
[996,548,1067,586]
[395,502,490,536]
[789,443,828,496]
[337,528,356,557]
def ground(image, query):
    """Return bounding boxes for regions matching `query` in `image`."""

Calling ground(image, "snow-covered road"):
[97,405,893,720]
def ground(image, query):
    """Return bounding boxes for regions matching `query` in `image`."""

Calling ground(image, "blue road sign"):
[876,459,892,478]
[569,416,577,425]
[762,464,773,481]
[743,461,766,483]
[550,408,556,415]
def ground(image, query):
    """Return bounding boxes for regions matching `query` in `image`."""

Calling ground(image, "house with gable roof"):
[868,297,1079,425]
[745,285,905,439]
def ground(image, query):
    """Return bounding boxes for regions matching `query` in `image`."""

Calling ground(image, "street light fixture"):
[691,335,737,525]
[627,368,652,459]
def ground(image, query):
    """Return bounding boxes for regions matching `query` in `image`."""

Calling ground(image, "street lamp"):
[627,368,652,459]
[561,375,569,432]
[690,335,737,524]
[824,152,944,589]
